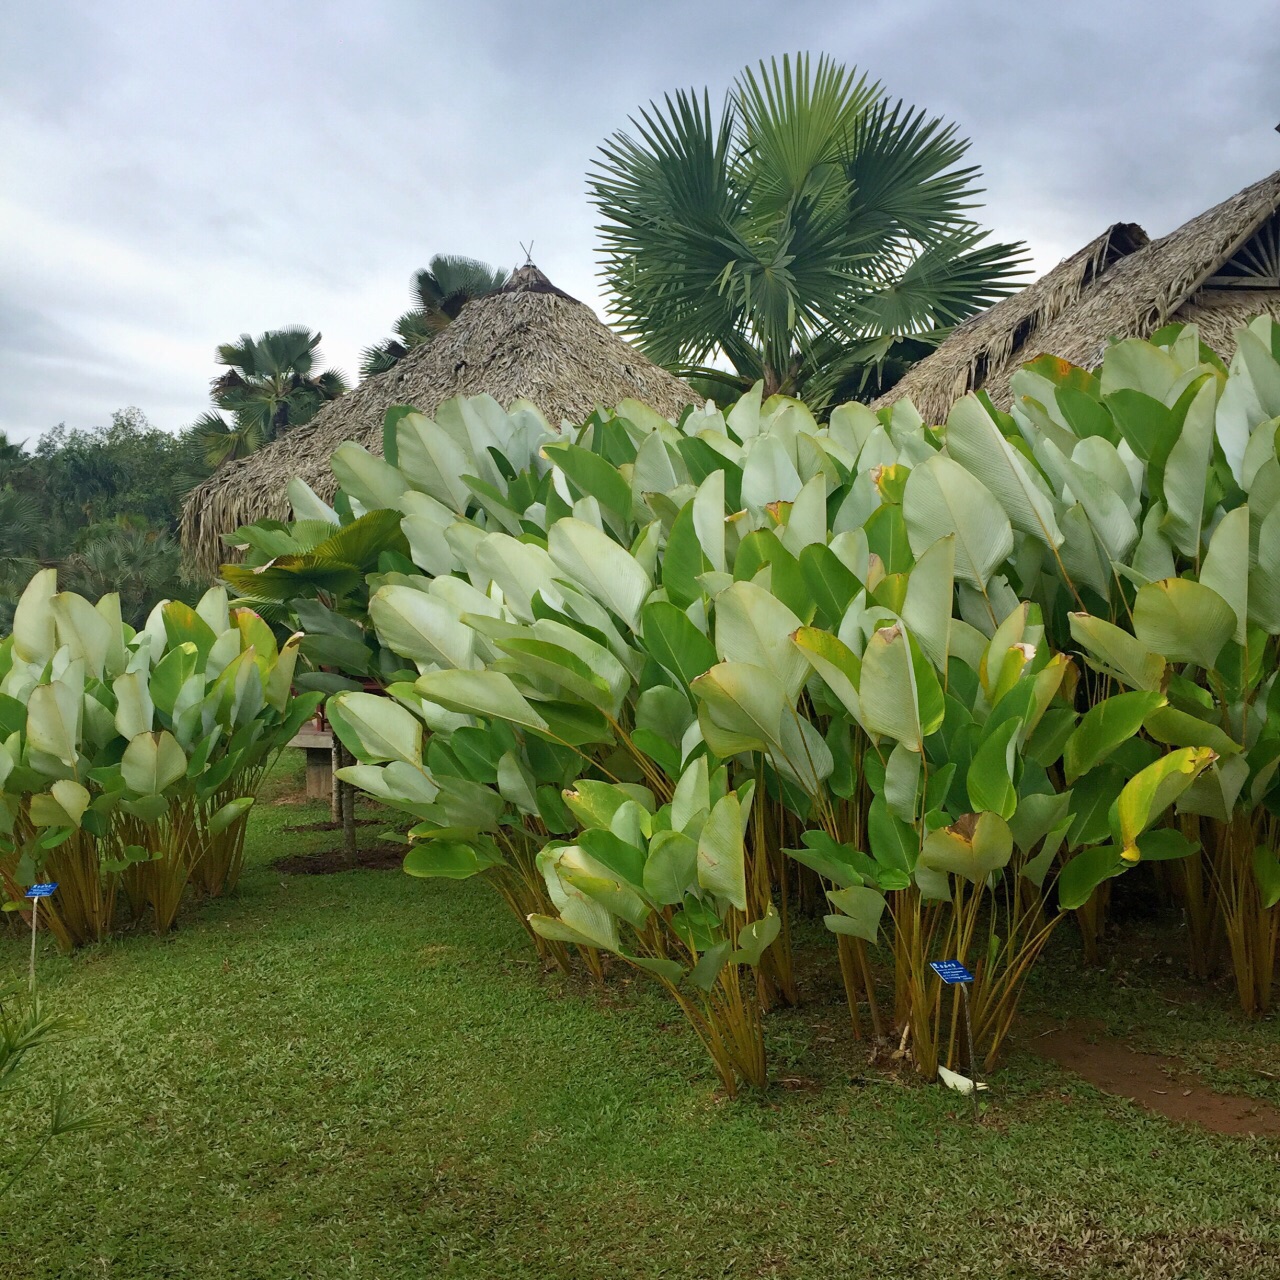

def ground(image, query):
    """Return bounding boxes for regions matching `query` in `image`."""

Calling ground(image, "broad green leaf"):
[642,601,717,689]
[11,568,58,664]
[1113,746,1217,858]
[903,454,1013,588]
[52,591,113,680]
[860,623,921,749]
[404,841,497,880]
[331,441,411,512]
[919,811,1013,885]
[149,643,200,716]
[798,543,862,629]
[1063,691,1166,784]
[544,441,633,522]
[112,671,154,740]
[527,913,609,950]
[1198,506,1249,645]
[884,741,921,822]
[643,829,699,905]
[162,601,218,668]
[946,396,1063,548]
[713,581,808,700]
[692,661,786,756]
[1253,846,1280,910]
[662,501,711,608]
[901,535,955,671]
[209,796,255,834]
[1039,438,1138,564]
[563,779,654,831]
[966,719,1019,819]
[1133,579,1235,670]
[29,779,91,828]
[548,517,651,629]
[1161,377,1217,556]
[414,669,549,734]
[557,847,651,929]
[1067,613,1166,692]
[328,691,424,764]
[121,730,188,796]
[26,677,83,768]
[823,886,887,942]
[1143,705,1239,756]
[697,792,747,909]
[735,905,781,965]
[1057,844,1127,911]
[792,627,864,728]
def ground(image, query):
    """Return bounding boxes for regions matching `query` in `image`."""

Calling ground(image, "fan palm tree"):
[192,328,348,469]
[360,255,509,376]
[60,521,187,626]
[591,53,1028,410]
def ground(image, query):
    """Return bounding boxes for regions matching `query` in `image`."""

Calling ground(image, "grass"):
[1,753,1278,1279]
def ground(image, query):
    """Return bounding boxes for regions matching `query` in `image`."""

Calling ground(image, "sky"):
[1,0,1277,442]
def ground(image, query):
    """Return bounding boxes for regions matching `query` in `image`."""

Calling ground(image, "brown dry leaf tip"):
[868,465,885,484]
[764,500,791,523]
[725,509,749,524]
[949,813,980,841]
[879,622,903,642]
[1013,642,1036,662]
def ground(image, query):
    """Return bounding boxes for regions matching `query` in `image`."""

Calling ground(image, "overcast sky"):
[2,0,1277,442]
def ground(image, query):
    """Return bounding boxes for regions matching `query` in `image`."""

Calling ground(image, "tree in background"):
[359,255,509,376]
[191,327,348,469]
[0,410,204,629]
[592,53,1027,410]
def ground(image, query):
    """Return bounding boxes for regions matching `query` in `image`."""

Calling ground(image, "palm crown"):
[192,327,348,469]
[360,255,509,377]
[592,53,1028,409]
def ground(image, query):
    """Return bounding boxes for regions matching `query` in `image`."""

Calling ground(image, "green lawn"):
[2,753,1278,1279]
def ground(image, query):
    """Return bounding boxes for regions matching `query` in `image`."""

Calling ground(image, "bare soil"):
[1025,1022,1280,1136]
[273,844,406,875]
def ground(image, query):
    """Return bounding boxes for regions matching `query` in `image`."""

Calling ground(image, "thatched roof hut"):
[875,169,1280,424]
[180,264,698,576]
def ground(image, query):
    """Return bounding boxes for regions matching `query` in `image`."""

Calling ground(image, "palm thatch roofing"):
[874,168,1280,424]
[180,264,698,576]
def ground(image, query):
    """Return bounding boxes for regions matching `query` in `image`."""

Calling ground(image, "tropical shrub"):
[0,570,320,944]
[980,317,1280,1011]
[221,314,1280,1094]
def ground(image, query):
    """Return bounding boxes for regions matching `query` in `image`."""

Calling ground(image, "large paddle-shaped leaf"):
[328,691,425,765]
[903,454,1013,588]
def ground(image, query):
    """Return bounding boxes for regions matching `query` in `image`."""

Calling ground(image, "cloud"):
[1,0,1277,440]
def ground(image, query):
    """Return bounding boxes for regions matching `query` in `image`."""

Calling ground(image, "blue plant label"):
[25,882,58,899]
[930,959,974,985]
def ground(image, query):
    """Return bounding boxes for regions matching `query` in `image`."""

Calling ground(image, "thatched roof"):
[874,169,1280,424]
[180,264,698,576]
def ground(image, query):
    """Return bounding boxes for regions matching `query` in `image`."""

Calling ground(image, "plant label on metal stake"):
[25,883,58,993]
[930,959,982,1121]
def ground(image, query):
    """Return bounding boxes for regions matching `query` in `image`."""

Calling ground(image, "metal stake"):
[960,983,980,1122]
[29,895,39,993]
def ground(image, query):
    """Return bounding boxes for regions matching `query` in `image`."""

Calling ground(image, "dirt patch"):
[1025,1022,1280,1136]
[283,818,382,833]
[273,844,406,875]
[268,787,311,807]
